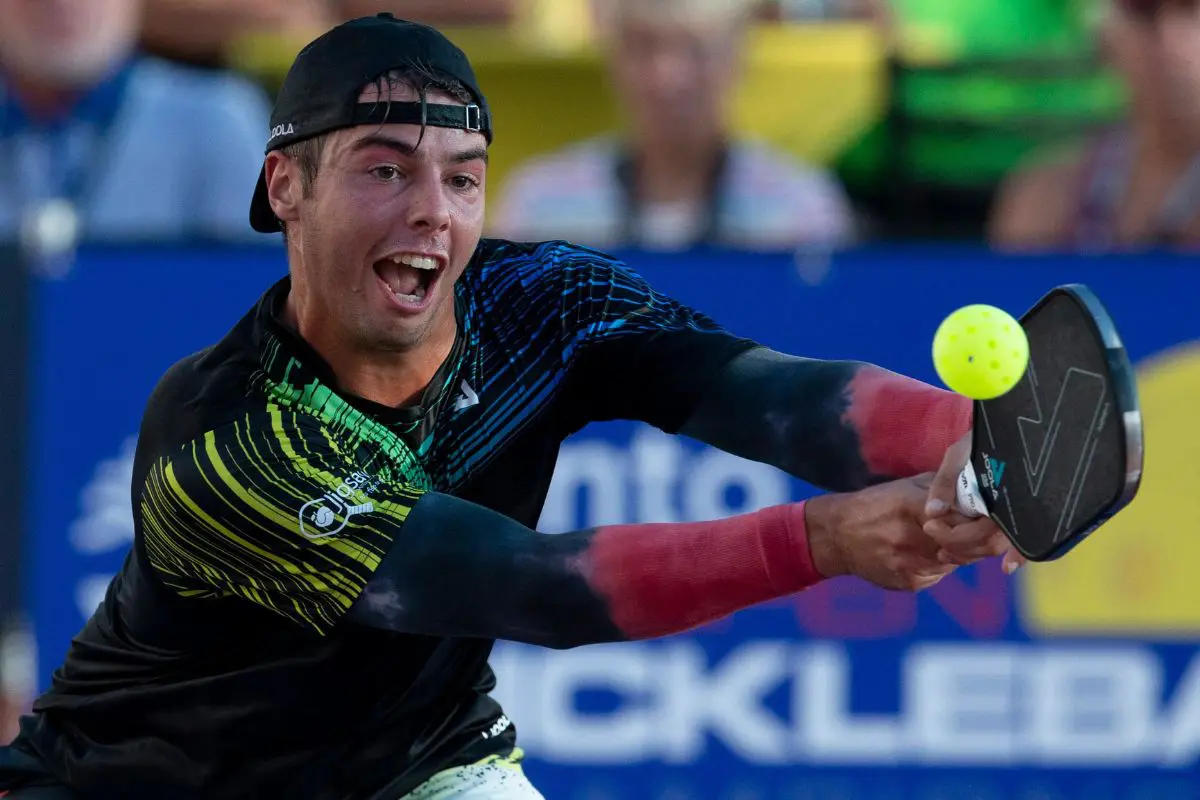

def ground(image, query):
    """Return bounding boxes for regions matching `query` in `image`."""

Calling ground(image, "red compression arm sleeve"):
[349,495,826,648]
[582,502,823,639]
[680,349,974,492]
[844,367,973,478]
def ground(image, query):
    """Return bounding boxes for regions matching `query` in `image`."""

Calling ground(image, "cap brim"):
[249,165,281,234]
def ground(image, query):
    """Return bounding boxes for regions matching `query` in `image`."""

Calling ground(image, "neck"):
[634,132,724,204]
[284,291,457,410]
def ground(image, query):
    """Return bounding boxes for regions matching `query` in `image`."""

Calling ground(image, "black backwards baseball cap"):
[249,12,493,233]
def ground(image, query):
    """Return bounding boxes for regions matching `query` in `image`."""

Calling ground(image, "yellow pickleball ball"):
[932,304,1030,399]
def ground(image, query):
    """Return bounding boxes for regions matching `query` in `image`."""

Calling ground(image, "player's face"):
[0,0,139,89]
[608,15,742,146]
[289,84,488,353]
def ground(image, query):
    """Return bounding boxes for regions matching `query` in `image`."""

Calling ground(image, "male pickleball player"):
[0,14,1020,800]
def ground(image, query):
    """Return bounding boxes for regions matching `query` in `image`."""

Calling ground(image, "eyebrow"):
[350,133,488,165]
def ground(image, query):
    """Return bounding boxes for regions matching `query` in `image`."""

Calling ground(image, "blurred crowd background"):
[1,0,1199,786]
[4,0,1200,259]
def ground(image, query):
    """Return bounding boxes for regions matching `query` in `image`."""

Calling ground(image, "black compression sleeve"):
[345,492,822,649]
[679,347,973,492]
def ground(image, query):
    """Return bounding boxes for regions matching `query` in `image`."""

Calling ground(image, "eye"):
[450,174,481,191]
[370,165,401,181]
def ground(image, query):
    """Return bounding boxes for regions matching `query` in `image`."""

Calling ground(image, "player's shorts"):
[400,749,544,800]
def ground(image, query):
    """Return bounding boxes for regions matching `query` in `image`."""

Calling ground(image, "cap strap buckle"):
[464,104,482,133]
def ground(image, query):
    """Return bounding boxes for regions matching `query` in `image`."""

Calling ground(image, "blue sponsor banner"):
[24,244,1200,799]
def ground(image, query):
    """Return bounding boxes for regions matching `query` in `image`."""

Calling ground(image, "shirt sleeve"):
[139,406,427,635]
[550,243,760,433]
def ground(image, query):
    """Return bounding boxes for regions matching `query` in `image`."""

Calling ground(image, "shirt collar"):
[252,275,470,437]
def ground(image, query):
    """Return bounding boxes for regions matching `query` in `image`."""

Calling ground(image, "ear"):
[265,151,302,225]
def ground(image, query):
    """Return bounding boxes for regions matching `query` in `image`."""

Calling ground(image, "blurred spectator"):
[989,0,1200,251]
[142,1,514,67]
[490,0,857,252]
[338,1,515,26]
[0,0,272,256]
[769,0,887,21]
[140,0,336,66]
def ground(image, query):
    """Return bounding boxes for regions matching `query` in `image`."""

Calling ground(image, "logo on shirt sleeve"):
[298,471,378,540]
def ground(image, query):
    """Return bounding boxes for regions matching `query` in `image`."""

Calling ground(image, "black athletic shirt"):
[4,239,756,800]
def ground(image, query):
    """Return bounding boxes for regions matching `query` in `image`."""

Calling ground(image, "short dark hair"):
[279,63,474,198]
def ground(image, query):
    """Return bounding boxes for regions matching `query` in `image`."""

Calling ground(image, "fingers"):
[923,511,1004,549]
[912,570,953,591]
[1002,547,1028,574]
[943,545,1026,573]
[921,510,983,541]
[847,471,1027,596]
[925,434,971,518]
[935,520,1008,559]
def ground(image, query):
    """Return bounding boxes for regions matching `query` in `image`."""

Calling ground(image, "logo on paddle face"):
[981,454,1006,498]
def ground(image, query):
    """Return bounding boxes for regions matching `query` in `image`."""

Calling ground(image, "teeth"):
[393,254,438,270]
[392,285,427,303]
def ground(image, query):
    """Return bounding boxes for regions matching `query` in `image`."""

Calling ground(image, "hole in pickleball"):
[1003,325,1011,333]
[1012,350,1020,358]
[990,360,1000,369]
[967,326,977,334]
[1002,375,1011,384]
[950,335,958,343]
[967,355,975,363]
[988,340,997,348]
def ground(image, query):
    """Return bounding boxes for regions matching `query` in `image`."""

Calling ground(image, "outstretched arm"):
[346,493,824,648]
[142,410,826,647]
[680,347,972,493]
[544,248,970,490]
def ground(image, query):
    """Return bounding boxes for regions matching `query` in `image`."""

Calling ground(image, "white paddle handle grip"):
[955,460,988,518]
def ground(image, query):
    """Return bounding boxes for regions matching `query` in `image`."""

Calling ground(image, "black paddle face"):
[968,285,1144,562]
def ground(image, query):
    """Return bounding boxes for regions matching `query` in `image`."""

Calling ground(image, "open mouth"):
[373,253,442,311]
